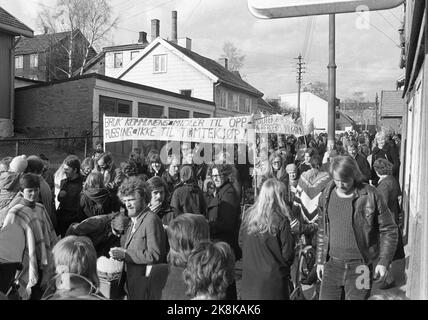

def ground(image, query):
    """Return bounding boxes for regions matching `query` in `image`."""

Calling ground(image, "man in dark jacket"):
[208,164,242,260]
[56,155,84,237]
[346,141,371,183]
[316,156,398,300]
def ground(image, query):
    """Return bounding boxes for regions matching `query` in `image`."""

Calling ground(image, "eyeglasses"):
[211,174,222,179]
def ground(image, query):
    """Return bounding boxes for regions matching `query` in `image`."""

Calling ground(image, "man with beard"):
[109,177,167,300]
[161,155,181,203]
[147,176,178,227]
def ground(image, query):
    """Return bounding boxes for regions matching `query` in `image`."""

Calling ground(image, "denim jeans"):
[319,257,372,300]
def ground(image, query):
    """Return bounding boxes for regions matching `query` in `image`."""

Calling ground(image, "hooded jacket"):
[79,188,119,220]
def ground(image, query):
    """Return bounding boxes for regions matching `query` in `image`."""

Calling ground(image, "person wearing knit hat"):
[9,155,28,174]
[65,212,130,258]
[170,166,206,216]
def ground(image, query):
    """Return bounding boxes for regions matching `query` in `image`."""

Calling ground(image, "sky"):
[0,0,405,100]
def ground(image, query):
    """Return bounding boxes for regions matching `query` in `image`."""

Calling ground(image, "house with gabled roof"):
[0,6,33,138]
[111,36,264,118]
[15,29,97,81]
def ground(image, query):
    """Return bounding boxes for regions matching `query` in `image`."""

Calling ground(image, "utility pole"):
[295,54,306,116]
[327,14,337,151]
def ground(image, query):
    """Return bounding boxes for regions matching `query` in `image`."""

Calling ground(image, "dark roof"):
[103,43,149,52]
[165,40,263,97]
[338,110,356,125]
[0,6,33,37]
[257,98,276,114]
[380,90,406,117]
[73,51,106,76]
[15,31,70,55]
[15,73,216,106]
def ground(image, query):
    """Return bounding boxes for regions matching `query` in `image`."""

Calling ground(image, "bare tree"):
[38,0,118,78]
[221,41,245,72]
[302,81,328,101]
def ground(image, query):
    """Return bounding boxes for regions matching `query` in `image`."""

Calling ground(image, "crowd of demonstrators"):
[0,126,405,301]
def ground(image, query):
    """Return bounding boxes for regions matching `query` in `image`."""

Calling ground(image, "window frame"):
[15,55,23,69]
[153,54,167,73]
[131,51,140,60]
[30,54,38,68]
[180,89,192,98]
[114,52,123,68]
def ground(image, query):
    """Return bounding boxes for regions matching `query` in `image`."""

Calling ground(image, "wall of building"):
[105,50,141,77]
[0,32,12,119]
[14,52,47,81]
[14,77,96,137]
[119,44,214,102]
[279,92,328,130]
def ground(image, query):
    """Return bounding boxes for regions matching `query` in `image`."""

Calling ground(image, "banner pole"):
[103,113,106,153]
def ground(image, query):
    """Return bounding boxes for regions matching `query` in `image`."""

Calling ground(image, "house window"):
[180,90,192,97]
[227,92,233,110]
[220,90,227,109]
[15,55,23,69]
[169,107,189,119]
[114,53,123,68]
[30,54,38,68]
[243,98,252,114]
[232,94,239,111]
[131,51,140,60]
[194,112,210,118]
[154,54,167,73]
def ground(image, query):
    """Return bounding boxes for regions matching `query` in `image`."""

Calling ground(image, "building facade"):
[14,30,97,81]
[0,6,33,138]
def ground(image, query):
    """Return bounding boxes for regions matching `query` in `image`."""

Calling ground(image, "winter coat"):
[0,171,21,212]
[208,182,241,260]
[170,183,206,216]
[239,216,294,300]
[78,188,120,220]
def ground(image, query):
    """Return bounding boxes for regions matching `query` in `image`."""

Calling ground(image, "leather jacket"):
[316,181,398,267]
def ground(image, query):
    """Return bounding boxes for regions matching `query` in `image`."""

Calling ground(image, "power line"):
[356,13,401,48]
[376,11,398,30]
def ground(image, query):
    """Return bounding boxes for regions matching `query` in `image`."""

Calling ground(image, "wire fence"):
[0,136,103,168]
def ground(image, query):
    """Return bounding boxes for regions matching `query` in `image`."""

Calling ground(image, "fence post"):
[15,140,19,156]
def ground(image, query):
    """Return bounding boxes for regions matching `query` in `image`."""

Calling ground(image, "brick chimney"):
[151,19,160,42]
[138,31,148,44]
[171,11,178,44]
[219,57,229,70]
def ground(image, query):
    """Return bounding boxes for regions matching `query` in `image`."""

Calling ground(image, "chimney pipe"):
[151,19,160,42]
[138,31,148,44]
[219,58,229,70]
[171,11,178,44]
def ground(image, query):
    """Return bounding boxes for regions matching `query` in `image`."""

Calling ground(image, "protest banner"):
[254,114,306,136]
[103,115,253,145]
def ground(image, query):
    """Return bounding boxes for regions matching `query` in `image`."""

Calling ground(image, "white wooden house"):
[112,37,264,118]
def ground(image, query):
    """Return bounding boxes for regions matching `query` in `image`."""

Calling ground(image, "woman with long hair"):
[239,178,295,300]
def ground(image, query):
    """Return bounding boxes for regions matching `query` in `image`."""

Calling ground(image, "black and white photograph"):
[0,0,426,305]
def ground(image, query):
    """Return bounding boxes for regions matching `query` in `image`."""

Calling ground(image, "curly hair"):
[166,214,210,268]
[373,158,393,176]
[117,176,150,204]
[183,241,235,300]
